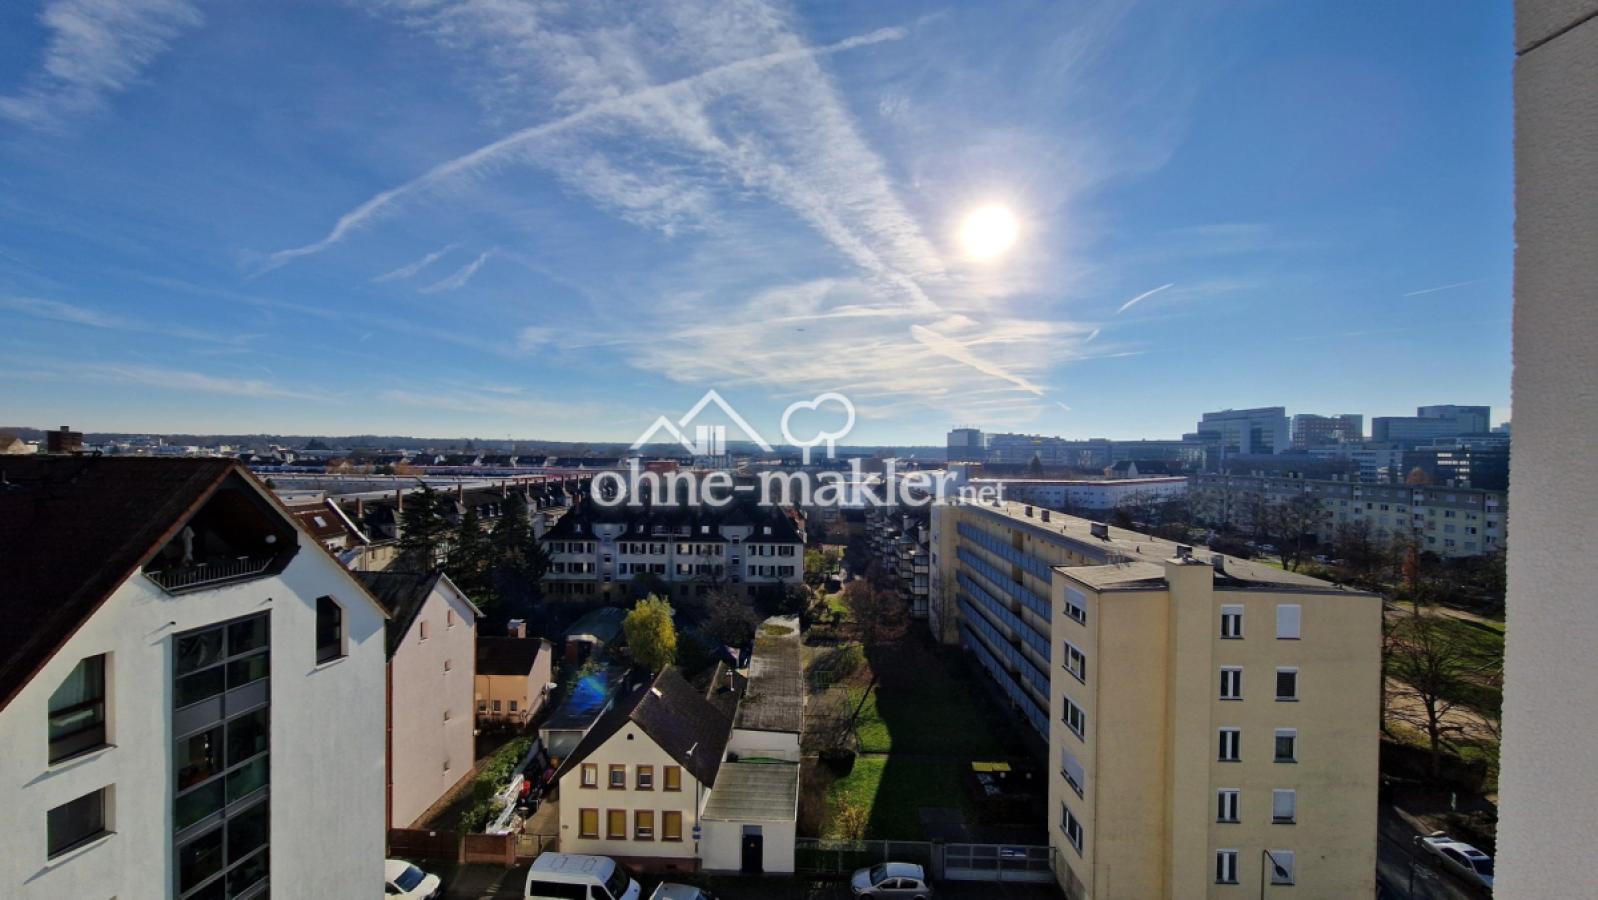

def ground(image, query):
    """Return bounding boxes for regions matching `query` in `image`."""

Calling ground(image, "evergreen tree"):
[448,505,490,600]
[398,483,449,570]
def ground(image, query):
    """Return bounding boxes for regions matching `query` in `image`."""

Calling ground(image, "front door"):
[740,826,763,874]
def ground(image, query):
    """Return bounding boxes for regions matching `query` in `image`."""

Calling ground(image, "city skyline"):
[1,2,1512,444]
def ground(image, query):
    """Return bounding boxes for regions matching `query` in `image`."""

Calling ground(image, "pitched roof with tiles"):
[356,569,479,659]
[556,667,733,787]
[476,636,550,676]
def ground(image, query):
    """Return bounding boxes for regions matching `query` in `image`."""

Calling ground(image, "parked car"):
[385,859,441,899]
[1415,832,1495,888]
[648,885,719,900]
[850,862,932,898]
[525,853,641,900]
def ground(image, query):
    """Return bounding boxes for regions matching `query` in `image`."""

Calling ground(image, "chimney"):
[1211,554,1226,574]
[457,481,465,501]
[395,488,404,511]
[508,619,527,638]
[1040,510,1051,522]
[355,497,365,520]
[1024,505,1033,517]
[1175,544,1193,560]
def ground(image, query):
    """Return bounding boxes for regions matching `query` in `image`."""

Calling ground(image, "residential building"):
[285,497,369,558]
[357,569,481,828]
[45,425,83,454]
[864,506,931,619]
[475,634,555,729]
[541,497,804,601]
[0,457,388,899]
[1290,413,1364,447]
[926,497,1380,897]
[1190,473,1507,557]
[1301,442,1408,483]
[1194,408,1290,458]
[0,430,32,454]
[554,668,731,873]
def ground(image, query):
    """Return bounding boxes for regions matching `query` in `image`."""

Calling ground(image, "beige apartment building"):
[929,500,1382,898]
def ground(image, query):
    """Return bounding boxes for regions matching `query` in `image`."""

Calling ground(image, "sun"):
[959,204,1019,261]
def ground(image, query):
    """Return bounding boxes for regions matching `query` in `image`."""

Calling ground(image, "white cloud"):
[373,243,459,282]
[0,0,203,130]
[0,294,253,345]
[420,248,494,293]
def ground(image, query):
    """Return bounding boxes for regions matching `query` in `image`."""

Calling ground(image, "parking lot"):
[439,863,1063,899]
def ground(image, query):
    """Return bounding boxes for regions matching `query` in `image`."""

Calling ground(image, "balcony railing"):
[146,555,276,593]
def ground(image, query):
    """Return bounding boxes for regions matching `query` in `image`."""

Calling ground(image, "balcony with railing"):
[146,555,278,593]
[141,479,297,595]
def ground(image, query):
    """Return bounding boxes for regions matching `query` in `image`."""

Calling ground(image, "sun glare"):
[959,204,1019,261]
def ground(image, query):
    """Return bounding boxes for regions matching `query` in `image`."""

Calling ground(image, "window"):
[635,810,654,840]
[1063,698,1086,739]
[443,659,452,673]
[48,787,110,857]
[1060,747,1085,797]
[419,621,429,642]
[1267,849,1296,885]
[1063,587,1088,625]
[606,809,626,839]
[663,765,682,791]
[1217,789,1240,823]
[608,764,626,789]
[1276,604,1301,639]
[509,700,518,713]
[492,700,502,712]
[1215,849,1239,884]
[662,810,683,841]
[1063,642,1087,682]
[580,764,597,788]
[1273,789,1297,824]
[1220,667,1242,700]
[48,654,108,763]
[1220,605,1243,639]
[316,596,344,663]
[1219,728,1241,762]
[446,609,456,628]
[1276,668,1299,701]
[636,765,654,790]
[578,808,599,838]
[1059,803,1083,853]
[1275,728,1298,763]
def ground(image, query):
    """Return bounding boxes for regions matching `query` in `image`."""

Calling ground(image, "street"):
[1376,806,1493,900]
[439,864,1064,899]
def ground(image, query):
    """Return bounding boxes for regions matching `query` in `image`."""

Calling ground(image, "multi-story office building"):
[1371,405,1493,445]
[541,498,805,601]
[963,432,1204,469]
[0,457,388,899]
[1290,413,1363,448]
[1301,442,1408,483]
[1194,408,1290,458]
[1190,473,1507,557]
[1402,444,1510,492]
[947,427,988,462]
[927,499,1380,897]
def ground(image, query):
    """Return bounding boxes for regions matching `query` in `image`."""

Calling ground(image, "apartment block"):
[1191,473,1507,558]
[928,499,1380,897]
[541,498,804,601]
[864,506,931,619]
[0,457,388,899]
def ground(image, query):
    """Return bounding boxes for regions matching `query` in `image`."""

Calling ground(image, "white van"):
[524,853,641,900]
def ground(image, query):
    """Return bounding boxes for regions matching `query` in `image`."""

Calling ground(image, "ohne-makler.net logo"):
[604,390,1004,509]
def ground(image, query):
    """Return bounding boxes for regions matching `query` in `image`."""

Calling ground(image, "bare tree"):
[704,586,759,649]
[1267,493,1325,571]
[843,579,905,647]
[1385,611,1493,778]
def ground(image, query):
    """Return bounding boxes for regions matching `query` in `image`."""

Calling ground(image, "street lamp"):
[1260,849,1292,898]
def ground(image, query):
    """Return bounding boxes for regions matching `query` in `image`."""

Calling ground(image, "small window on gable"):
[316,597,344,663]
[419,621,430,642]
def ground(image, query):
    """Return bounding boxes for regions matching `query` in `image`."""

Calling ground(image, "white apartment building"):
[542,500,804,601]
[0,457,388,900]
[974,476,1188,513]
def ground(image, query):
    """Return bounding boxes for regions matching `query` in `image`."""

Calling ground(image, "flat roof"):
[700,761,799,821]
[965,499,1368,595]
[733,617,804,733]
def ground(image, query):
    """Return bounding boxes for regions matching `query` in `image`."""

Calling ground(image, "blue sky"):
[0,1,1513,445]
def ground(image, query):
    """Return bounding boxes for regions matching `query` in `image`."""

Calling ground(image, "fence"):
[794,839,1053,883]
[387,828,461,864]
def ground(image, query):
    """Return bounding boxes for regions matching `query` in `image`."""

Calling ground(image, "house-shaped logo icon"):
[631,390,775,457]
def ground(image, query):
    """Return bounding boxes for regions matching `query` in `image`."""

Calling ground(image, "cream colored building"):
[929,499,1381,898]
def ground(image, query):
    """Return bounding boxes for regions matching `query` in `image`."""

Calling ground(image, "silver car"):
[1415,832,1495,888]
[850,862,932,898]
[647,885,718,900]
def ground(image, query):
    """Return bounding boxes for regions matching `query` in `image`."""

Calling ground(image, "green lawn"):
[848,674,1004,756]
[824,757,972,840]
